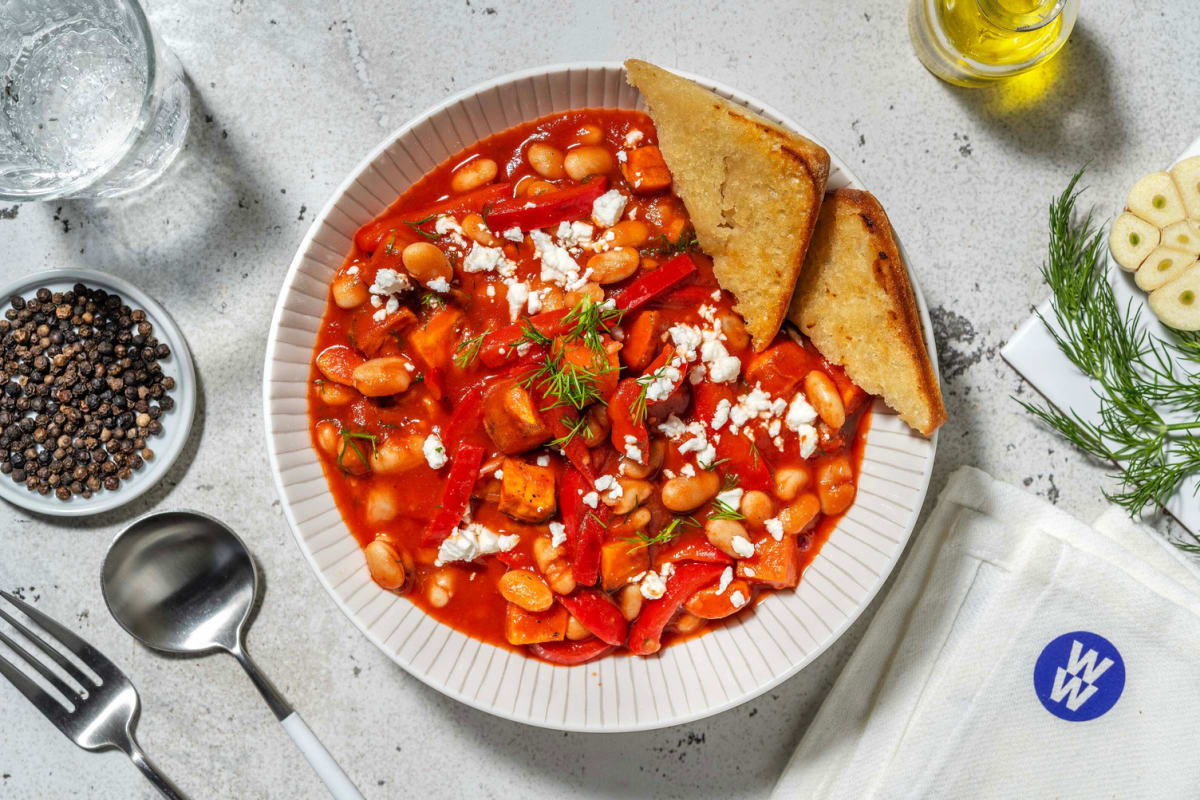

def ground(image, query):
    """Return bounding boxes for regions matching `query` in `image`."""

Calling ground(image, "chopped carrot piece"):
[737,535,800,589]
[504,602,569,645]
[599,540,650,591]
[621,145,672,195]
[621,310,662,372]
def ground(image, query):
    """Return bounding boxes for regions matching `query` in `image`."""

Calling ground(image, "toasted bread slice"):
[625,59,830,351]
[788,189,945,435]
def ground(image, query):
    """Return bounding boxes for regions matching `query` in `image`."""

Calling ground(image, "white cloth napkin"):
[771,466,1200,799]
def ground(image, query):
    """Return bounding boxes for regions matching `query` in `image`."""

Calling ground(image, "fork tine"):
[0,591,111,677]
[0,605,95,689]
[0,626,81,702]
[0,648,71,721]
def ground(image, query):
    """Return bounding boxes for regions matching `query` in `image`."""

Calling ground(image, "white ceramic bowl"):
[264,63,939,731]
[0,268,196,517]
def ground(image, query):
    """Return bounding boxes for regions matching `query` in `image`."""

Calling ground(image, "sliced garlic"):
[1108,211,1160,271]
[1161,219,1200,257]
[1134,246,1196,291]
[1127,171,1187,228]
[1149,263,1200,331]
[1170,156,1200,221]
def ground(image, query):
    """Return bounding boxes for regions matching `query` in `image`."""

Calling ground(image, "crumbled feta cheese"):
[764,517,784,541]
[505,281,529,321]
[729,387,775,431]
[704,345,741,383]
[434,215,463,235]
[637,562,675,601]
[372,293,400,322]
[422,432,448,469]
[767,419,781,437]
[616,150,627,163]
[502,226,524,242]
[463,243,504,274]
[370,294,383,308]
[493,469,504,480]
[426,276,451,293]
[711,398,732,431]
[526,288,543,315]
[623,434,644,463]
[715,487,743,511]
[743,567,756,577]
[529,230,588,290]
[731,535,755,558]
[555,220,594,247]
[435,523,519,566]
[591,189,627,228]
[642,357,684,402]
[786,393,818,429]
[370,268,410,296]
[582,491,599,509]
[549,521,566,547]
[347,265,359,276]
[797,425,818,459]
[680,463,696,477]
[485,284,496,297]
[730,590,747,608]
[624,129,644,147]
[669,324,703,361]
[537,454,550,467]
[717,566,733,594]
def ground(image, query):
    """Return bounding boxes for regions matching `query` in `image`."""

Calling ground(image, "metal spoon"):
[101,510,364,800]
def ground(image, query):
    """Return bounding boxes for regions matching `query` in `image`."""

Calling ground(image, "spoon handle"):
[281,712,365,800]
[231,644,364,800]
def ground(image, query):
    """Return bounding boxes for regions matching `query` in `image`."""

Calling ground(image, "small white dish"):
[264,63,939,731]
[0,268,196,517]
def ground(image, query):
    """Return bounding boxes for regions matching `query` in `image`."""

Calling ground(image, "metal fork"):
[0,590,187,799]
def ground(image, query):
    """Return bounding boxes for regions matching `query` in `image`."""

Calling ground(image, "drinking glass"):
[909,0,1079,87]
[0,0,190,200]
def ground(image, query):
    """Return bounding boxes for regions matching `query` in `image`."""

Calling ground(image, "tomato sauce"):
[308,108,871,663]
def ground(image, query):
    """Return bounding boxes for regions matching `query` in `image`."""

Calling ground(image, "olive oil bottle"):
[909,0,1079,86]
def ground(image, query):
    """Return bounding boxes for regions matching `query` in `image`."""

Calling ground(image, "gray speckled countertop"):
[2,1,1197,798]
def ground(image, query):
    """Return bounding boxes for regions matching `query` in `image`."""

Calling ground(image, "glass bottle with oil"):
[909,0,1079,86]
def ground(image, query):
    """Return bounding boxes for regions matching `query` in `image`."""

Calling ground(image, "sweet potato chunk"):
[736,535,800,589]
[745,340,818,398]
[505,602,568,645]
[621,145,672,195]
[409,308,462,371]
[600,540,650,591]
[483,380,550,454]
[498,458,556,523]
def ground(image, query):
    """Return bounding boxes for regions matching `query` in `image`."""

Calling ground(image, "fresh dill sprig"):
[403,214,438,242]
[1016,169,1200,550]
[419,292,445,310]
[621,516,699,553]
[697,457,729,471]
[561,297,624,356]
[709,473,745,521]
[514,319,553,348]
[338,430,376,471]
[549,414,593,448]
[453,333,485,369]
[524,349,604,411]
[631,360,674,424]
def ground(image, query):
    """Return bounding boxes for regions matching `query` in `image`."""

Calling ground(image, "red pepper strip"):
[562,438,597,486]
[529,638,614,666]
[653,285,721,310]
[628,562,727,656]
[496,547,535,570]
[558,589,628,646]
[653,530,734,568]
[608,378,648,463]
[611,253,698,312]
[442,385,486,451]
[354,183,512,252]
[485,178,608,232]
[422,443,485,546]
[559,468,608,586]
[479,309,569,368]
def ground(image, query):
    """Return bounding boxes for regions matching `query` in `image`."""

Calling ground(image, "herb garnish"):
[549,414,593,448]
[644,232,699,258]
[1017,170,1200,551]
[338,429,377,471]
[697,457,729,471]
[403,214,438,242]
[561,297,624,356]
[419,292,445,311]
[621,515,699,553]
[523,348,605,411]
[453,333,485,369]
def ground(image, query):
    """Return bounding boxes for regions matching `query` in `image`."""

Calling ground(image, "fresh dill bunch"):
[522,346,605,411]
[560,297,624,355]
[1017,169,1200,549]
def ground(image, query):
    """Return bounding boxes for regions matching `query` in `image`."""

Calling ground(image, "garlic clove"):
[1109,211,1160,271]
[1134,246,1196,291]
[1149,262,1200,331]
[1127,171,1187,228]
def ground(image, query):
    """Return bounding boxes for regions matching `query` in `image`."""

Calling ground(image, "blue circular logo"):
[1033,631,1125,722]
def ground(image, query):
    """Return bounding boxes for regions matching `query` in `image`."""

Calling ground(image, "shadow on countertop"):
[941,25,1126,164]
